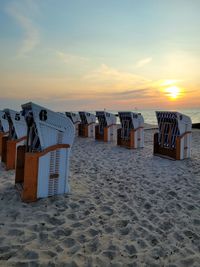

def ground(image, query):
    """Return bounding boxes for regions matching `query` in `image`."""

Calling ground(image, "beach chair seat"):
[117,112,144,149]
[0,111,9,156]
[66,112,81,136]
[1,109,27,170]
[95,111,117,142]
[154,111,192,160]
[78,112,96,138]
[15,102,75,202]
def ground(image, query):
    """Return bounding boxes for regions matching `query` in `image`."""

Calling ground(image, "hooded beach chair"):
[95,111,117,142]
[1,109,27,170]
[15,102,75,202]
[0,111,9,156]
[117,112,144,149]
[154,111,192,160]
[66,112,81,136]
[78,111,96,138]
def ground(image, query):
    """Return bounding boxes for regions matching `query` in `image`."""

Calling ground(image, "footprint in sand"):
[68,244,81,256]
[88,228,100,237]
[77,234,88,244]
[137,239,148,249]
[63,237,76,248]
[104,226,115,234]
[8,229,24,236]
[67,213,77,221]
[71,222,82,228]
[23,250,39,260]
[125,244,137,256]
[101,205,114,216]
[102,250,116,260]
[183,230,199,240]
[69,202,80,210]
[53,228,72,239]
[86,237,100,253]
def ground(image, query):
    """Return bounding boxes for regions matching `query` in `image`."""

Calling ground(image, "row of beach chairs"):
[66,110,192,160]
[66,111,145,148]
[0,102,192,202]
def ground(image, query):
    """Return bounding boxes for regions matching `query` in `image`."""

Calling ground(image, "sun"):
[158,79,183,101]
[165,85,181,99]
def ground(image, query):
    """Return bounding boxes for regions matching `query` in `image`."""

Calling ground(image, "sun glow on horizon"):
[165,85,181,99]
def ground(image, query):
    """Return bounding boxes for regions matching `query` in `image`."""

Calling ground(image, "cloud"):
[56,51,89,65]
[118,88,149,95]
[5,0,39,56]
[84,64,141,81]
[113,87,162,101]
[83,64,150,91]
[136,57,152,68]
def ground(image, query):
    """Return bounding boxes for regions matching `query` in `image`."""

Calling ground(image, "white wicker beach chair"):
[95,111,117,142]
[78,111,96,138]
[66,112,81,136]
[154,111,192,160]
[117,112,144,149]
[15,102,75,202]
[1,109,27,170]
[0,110,9,156]
[0,111,9,133]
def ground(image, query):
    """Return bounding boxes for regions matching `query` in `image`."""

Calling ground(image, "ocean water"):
[102,109,200,125]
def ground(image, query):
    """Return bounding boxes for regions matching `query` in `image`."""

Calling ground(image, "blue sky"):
[0,0,199,111]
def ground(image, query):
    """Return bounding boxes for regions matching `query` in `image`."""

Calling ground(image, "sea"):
[93,109,200,125]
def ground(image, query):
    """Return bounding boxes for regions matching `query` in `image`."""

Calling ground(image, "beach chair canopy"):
[96,111,116,126]
[0,110,9,133]
[156,111,192,148]
[65,112,81,124]
[118,112,144,129]
[4,109,27,140]
[79,111,96,124]
[22,102,75,152]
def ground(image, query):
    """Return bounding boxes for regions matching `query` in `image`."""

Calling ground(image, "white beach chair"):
[78,111,96,138]
[117,112,144,149]
[0,110,9,156]
[95,111,117,142]
[0,110,9,133]
[66,112,81,136]
[15,102,75,202]
[1,109,27,170]
[154,111,192,160]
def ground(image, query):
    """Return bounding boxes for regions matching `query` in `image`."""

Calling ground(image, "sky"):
[0,0,199,111]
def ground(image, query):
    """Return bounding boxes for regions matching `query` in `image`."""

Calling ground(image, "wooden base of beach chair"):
[15,145,26,183]
[75,122,80,136]
[78,124,88,137]
[0,132,8,157]
[117,127,144,149]
[15,146,39,202]
[95,125,104,141]
[6,139,18,170]
[15,144,70,202]
[78,123,95,138]
[153,132,191,160]
[1,136,26,170]
[1,135,8,163]
[95,125,115,142]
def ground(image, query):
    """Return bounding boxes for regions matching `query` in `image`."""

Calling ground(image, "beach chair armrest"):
[179,131,192,140]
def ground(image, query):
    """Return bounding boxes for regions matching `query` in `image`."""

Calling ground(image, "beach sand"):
[0,128,200,267]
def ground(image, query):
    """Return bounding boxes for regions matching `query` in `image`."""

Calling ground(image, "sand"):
[0,128,200,267]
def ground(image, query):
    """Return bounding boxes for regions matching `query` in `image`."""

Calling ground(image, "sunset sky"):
[0,0,199,111]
